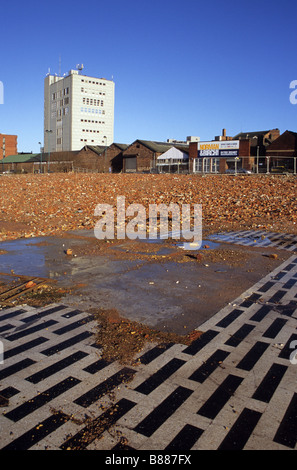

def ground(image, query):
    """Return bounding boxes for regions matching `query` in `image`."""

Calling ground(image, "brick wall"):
[0,134,17,159]
[1,146,128,174]
[1,162,34,173]
[238,139,254,169]
[107,144,127,172]
[74,147,105,171]
[74,145,127,172]
[268,128,280,142]
[122,142,155,172]
[188,142,198,173]
[44,147,112,172]
[266,131,297,157]
[219,158,228,173]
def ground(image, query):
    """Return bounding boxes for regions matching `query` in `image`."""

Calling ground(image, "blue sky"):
[0,0,296,152]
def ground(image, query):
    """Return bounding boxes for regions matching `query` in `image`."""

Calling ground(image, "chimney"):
[222,128,226,137]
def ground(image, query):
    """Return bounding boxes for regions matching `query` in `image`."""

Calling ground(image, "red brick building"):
[189,139,251,173]
[0,144,129,174]
[39,144,128,173]
[265,130,297,173]
[233,129,280,157]
[76,143,128,172]
[0,133,17,160]
[121,140,189,173]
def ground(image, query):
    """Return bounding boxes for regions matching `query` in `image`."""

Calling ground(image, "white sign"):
[198,140,239,150]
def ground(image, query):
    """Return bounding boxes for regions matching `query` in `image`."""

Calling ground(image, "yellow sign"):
[199,143,219,150]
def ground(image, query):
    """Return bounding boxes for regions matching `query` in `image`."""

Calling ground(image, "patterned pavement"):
[208,229,297,252]
[0,234,297,451]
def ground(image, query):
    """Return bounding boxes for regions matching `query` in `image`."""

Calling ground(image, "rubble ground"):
[0,173,296,241]
[90,307,202,364]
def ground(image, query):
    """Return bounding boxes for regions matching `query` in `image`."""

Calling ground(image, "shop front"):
[193,140,243,173]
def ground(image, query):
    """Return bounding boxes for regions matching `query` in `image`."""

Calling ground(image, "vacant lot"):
[0,173,296,241]
[0,173,296,356]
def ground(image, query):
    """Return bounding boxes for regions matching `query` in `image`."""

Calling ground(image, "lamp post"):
[38,142,42,173]
[235,157,240,175]
[45,130,52,173]
[103,136,107,173]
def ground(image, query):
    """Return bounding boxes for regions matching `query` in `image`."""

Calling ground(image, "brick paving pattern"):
[0,235,297,450]
[208,229,297,252]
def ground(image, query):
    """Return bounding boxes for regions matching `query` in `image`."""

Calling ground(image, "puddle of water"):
[0,237,77,279]
[0,238,47,277]
[137,235,220,250]
[0,231,226,333]
[0,230,280,335]
[176,240,220,251]
[0,230,221,279]
[110,237,220,258]
[71,228,220,250]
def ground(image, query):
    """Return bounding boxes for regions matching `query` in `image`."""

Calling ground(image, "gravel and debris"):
[91,308,202,364]
[0,173,296,241]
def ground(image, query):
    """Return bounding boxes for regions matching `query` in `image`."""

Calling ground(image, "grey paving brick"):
[1,242,297,450]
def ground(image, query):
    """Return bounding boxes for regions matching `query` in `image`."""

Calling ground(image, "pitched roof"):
[1,153,41,163]
[265,130,297,150]
[123,139,189,155]
[113,143,129,150]
[84,145,107,155]
[233,130,271,140]
[285,130,297,137]
[139,140,188,153]
[137,140,174,153]
[85,143,129,155]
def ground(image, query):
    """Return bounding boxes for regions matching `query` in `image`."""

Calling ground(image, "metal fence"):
[153,155,297,175]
